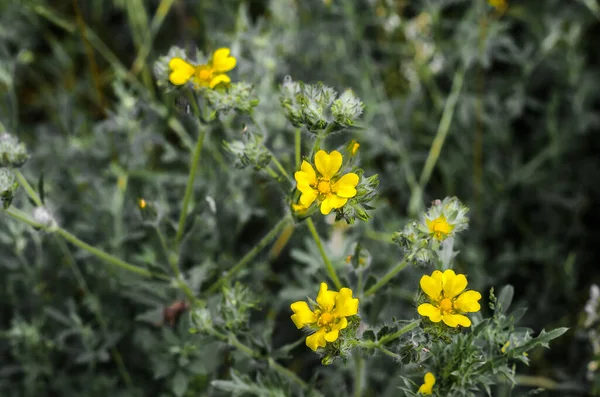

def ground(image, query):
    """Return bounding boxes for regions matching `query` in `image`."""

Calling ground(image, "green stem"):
[155,226,196,303]
[364,258,409,297]
[353,355,365,397]
[57,228,166,279]
[205,216,293,294]
[409,68,465,215]
[269,150,293,183]
[15,170,43,206]
[4,206,44,228]
[306,218,342,290]
[175,121,206,246]
[377,320,421,345]
[358,340,401,361]
[295,128,301,169]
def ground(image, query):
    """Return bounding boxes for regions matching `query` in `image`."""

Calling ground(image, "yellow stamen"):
[318,312,334,326]
[440,298,453,313]
[317,180,331,194]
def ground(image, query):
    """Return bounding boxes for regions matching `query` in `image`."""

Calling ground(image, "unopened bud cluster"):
[204,82,259,114]
[0,167,18,209]
[223,132,272,171]
[0,133,29,168]
[280,76,364,133]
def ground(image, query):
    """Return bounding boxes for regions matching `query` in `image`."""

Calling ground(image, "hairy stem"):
[306,218,342,290]
[364,258,409,297]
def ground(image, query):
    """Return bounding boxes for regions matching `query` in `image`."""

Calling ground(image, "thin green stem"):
[205,216,293,294]
[306,218,342,290]
[295,128,301,169]
[378,320,421,345]
[15,170,43,206]
[358,340,401,361]
[154,226,197,303]
[364,258,409,297]
[269,150,293,183]
[4,207,44,228]
[353,355,365,397]
[175,121,206,246]
[57,228,167,279]
[409,68,465,215]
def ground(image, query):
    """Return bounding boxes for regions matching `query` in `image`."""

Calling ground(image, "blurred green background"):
[1,0,600,396]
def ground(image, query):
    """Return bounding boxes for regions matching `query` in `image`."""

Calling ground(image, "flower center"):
[318,312,334,326]
[317,180,331,194]
[428,216,453,240]
[440,298,453,313]
[197,66,213,82]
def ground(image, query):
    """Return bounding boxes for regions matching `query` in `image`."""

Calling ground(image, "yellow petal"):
[306,329,327,351]
[417,303,442,322]
[324,329,339,342]
[299,190,318,207]
[290,301,317,329]
[335,288,359,317]
[454,290,482,312]
[294,161,317,189]
[211,48,237,73]
[332,173,359,198]
[332,316,348,331]
[418,372,436,394]
[209,74,231,89]
[168,58,195,85]
[441,269,467,299]
[319,195,347,215]
[420,271,443,301]
[314,150,342,180]
[442,313,471,328]
[316,282,338,311]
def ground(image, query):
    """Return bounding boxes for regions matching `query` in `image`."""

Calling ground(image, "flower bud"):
[331,89,364,128]
[204,82,259,114]
[0,167,18,209]
[0,133,29,168]
[223,131,272,171]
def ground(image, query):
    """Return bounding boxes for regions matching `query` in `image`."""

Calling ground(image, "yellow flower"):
[138,198,147,209]
[501,340,510,353]
[290,282,359,351]
[426,215,454,240]
[489,0,508,13]
[350,141,360,156]
[418,372,436,395]
[294,150,359,215]
[168,48,236,89]
[417,269,481,327]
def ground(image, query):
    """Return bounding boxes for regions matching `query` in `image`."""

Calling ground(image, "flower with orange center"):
[290,282,359,351]
[294,150,359,215]
[168,48,236,89]
[417,269,481,327]
[426,215,454,240]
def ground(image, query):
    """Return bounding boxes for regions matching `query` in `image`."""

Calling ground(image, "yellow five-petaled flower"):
[290,282,359,351]
[168,48,236,89]
[417,269,481,327]
[294,150,359,215]
[426,215,454,240]
[418,372,436,395]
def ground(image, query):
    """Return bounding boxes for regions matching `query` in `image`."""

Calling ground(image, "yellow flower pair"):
[290,282,359,351]
[418,269,481,327]
[294,150,359,215]
[169,48,236,89]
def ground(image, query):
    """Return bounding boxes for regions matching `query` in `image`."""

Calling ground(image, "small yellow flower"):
[489,0,508,13]
[168,48,237,89]
[417,269,481,327]
[426,215,454,240]
[501,340,510,353]
[138,198,147,209]
[350,141,360,156]
[290,282,359,351]
[418,372,436,395]
[294,150,359,215]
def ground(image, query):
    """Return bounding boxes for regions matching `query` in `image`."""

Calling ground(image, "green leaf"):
[497,285,514,313]
[171,371,188,397]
